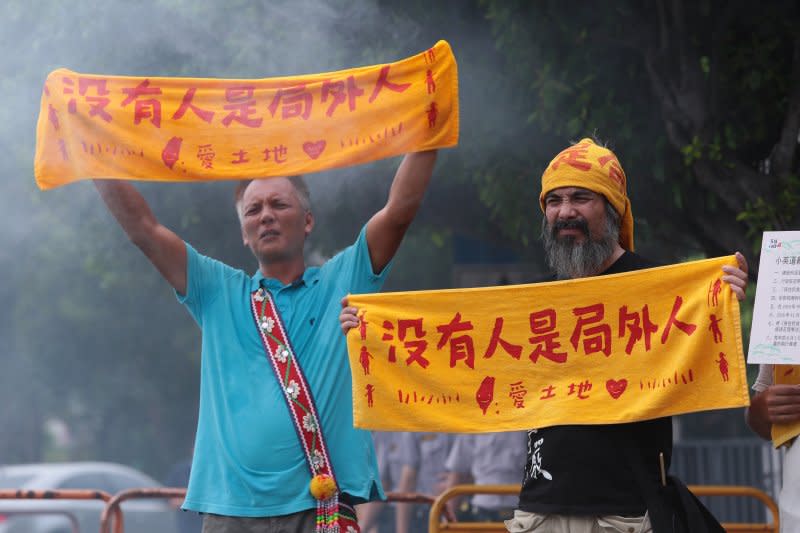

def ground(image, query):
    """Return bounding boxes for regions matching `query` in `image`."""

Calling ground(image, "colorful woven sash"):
[250,286,359,533]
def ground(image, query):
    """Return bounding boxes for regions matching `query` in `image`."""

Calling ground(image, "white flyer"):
[748,230,800,364]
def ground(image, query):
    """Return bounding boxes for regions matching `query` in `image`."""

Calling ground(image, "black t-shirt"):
[517,251,673,516]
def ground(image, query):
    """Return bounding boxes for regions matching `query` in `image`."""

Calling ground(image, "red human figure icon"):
[427,102,438,128]
[359,346,374,376]
[58,139,69,162]
[708,314,723,343]
[358,311,368,341]
[426,47,436,63]
[365,384,375,407]
[425,69,436,94]
[48,104,60,131]
[716,352,729,382]
[709,278,722,306]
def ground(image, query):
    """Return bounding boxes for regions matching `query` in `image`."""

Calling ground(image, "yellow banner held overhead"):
[34,41,458,190]
[346,256,749,432]
[772,365,800,447]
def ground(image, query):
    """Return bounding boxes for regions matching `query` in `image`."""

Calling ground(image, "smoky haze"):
[1,0,535,478]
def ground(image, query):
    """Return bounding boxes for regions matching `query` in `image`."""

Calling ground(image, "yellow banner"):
[772,365,800,447]
[34,41,458,190]
[346,256,749,432]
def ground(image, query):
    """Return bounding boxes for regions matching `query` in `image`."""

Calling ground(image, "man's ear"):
[241,224,249,247]
[304,211,315,236]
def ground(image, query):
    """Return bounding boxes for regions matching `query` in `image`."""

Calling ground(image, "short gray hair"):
[234,176,312,221]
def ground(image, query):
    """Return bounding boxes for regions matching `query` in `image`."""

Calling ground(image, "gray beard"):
[541,215,619,280]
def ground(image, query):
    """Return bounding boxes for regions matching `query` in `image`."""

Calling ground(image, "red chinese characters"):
[539,384,556,400]
[383,318,430,368]
[268,85,313,121]
[597,153,625,189]
[222,86,263,128]
[120,79,163,128]
[63,77,112,122]
[619,304,659,354]
[570,304,612,356]
[263,144,288,164]
[196,144,215,169]
[370,292,705,376]
[436,313,476,369]
[528,309,568,364]
[509,381,527,408]
[483,317,523,360]
[568,380,592,399]
[231,149,249,164]
[57,67,417,135]
[368,65,411,103]
[660,296,698,344]
[548,143,591,172]
[172,87,215,123]
[321,76,364,117]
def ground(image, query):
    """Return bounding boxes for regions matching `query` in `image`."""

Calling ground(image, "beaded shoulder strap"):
[250,287,359,533]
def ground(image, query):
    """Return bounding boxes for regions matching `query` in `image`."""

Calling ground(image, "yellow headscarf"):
[539,138,634,251]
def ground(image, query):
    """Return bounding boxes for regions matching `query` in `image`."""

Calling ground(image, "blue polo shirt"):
[178,226,387,517]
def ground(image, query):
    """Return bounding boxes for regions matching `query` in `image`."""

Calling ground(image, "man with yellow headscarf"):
[502,137,749,532]
[340,137,750,531]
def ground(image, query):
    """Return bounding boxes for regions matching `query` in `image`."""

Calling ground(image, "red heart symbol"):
[303,140,326,160]
[606,379,628,399]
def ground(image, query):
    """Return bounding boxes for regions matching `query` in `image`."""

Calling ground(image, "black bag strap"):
[670,475,725,533]
[624,445,724,533]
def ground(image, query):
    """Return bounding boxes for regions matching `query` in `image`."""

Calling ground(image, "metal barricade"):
[0,488,121,533]
[429,484,516,532]
[99,487,186,533]
[673,438,783,523]
[388,490,457,529]
[688,485,779,532]
[428,484,780,533]
[98,489,451,533]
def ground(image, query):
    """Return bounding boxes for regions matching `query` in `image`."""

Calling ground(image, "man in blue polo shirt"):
[93,149,437,533]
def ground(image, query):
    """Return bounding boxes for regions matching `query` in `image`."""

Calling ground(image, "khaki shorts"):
[504,510,651,533]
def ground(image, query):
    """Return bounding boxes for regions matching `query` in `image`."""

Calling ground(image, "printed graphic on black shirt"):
[523,429,552,483]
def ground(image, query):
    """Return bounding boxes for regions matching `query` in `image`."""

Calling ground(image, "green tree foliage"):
[479,0,800,266]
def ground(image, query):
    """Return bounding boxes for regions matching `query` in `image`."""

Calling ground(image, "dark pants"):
[202,510,316,533]
[461,504,515,523]
[202,501,359,533]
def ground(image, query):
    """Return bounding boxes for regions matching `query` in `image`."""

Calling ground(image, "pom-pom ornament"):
[309,473,337,500]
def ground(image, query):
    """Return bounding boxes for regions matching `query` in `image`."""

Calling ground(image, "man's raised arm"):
[94,180,187,294]
[365,150,437,273]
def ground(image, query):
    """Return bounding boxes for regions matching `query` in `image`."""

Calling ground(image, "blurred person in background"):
[746,363,800,531]
[395,432,454,533]
[444,432,528,524]
[358,431,407,533]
